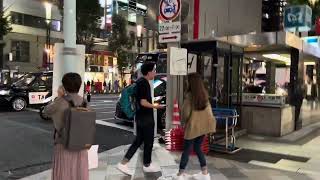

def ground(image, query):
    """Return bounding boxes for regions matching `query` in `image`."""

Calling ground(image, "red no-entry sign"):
[159,0,181,21]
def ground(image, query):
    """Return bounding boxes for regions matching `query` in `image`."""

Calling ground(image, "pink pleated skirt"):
[52,144,89,180]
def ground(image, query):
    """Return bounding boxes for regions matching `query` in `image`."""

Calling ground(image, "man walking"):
[117,62,164,175]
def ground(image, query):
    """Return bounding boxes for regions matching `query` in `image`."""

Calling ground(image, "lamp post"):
[44,1,52,70]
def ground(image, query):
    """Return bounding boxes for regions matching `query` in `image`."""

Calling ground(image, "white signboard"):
[159,22,181,34]
[29,92,51,104]
[169,47,187,75]
[159,33,181,43]
[187,53,197,74]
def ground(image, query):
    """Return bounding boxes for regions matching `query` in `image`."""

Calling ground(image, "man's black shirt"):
[135,77,154,126]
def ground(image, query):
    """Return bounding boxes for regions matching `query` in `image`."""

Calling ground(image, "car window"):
[40,75,52,87]
[32,78,46,89]
[14,74,35,86]
[154,80,166,97]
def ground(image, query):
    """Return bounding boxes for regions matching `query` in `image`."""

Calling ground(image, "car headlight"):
[0,90,10,95]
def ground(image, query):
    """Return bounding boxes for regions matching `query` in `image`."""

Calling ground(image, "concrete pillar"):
[266,62,276,94]
[52,0,85,98]
[289,48,304,130]
[63,0,77,74]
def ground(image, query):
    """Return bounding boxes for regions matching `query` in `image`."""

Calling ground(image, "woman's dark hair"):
[141,62,155,76]
[187,73,209,110]
[62,73,82,93]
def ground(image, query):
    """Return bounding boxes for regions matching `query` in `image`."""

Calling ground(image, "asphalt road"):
[0,94,134,180]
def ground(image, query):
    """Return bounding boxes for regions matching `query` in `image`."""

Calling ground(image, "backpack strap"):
[63,95,75,107]
[63,94,88,108]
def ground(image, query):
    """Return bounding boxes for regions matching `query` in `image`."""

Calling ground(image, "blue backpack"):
[119,83,138,119]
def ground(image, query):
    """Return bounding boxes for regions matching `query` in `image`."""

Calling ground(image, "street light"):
[44,1,52,70]
[309,0,318,6]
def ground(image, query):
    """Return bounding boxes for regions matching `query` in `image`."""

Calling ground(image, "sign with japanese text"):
[158,0,181,43]
[159,21,181,34]
[284,5,312,32]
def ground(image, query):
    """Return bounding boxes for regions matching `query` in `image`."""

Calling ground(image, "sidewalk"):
[20,143,315,180]
[234,120,320,177]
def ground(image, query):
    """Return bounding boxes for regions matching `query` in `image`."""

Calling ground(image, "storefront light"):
[0,90,10,95]
[262,54,291,65]
[309,0,318,6]
[304,62,316,65]
[137,25,142,38]
[44,2,52,24]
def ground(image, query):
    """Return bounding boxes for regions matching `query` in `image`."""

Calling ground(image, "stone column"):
[289,48,304,130]
[266,62,276,94]
[63,0,77,74]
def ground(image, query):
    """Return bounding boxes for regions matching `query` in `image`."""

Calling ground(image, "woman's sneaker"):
[117,163,133,176]
[172,173,192,180]
[143,163,161,173]
[192,172,211,180]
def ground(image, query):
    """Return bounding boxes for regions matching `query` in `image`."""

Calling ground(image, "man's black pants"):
[124,124,154,166]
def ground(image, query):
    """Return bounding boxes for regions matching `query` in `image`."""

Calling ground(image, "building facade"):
[197,0,262,38]
[262,0,287,32]
[2,0,63,73]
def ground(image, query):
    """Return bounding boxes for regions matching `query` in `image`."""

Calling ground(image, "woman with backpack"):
[174,73,216,180]
[43,73,89,180]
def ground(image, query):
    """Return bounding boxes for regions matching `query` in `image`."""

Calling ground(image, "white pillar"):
[52,0,85,98]
[64,0,76,49]
[63,0,77,74]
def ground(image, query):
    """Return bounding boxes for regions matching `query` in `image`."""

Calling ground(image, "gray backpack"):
[55,96,96,151]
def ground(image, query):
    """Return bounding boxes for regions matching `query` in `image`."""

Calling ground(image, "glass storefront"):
[182,40,244,124]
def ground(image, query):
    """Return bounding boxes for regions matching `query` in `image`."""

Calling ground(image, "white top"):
[307,84,312,96]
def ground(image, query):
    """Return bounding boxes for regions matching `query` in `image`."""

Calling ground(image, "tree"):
[76,0,101,53]
[46,0,101,53]
[288,0,320,26]
[0,0,11,69]
[108,14,134,71]
[0,13,11,37]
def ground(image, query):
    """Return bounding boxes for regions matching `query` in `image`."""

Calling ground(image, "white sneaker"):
[153,142,161,150]
[173,173,192,180]
[193,172,210,180]
[117,163,133,176]
[143,163,161,173]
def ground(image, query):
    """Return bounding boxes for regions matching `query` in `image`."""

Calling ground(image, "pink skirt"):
[52,144,89,180]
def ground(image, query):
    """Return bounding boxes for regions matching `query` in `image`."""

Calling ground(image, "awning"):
[215,31,320,58]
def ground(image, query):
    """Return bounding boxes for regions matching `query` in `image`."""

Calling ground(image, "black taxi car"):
[0,71,53,111]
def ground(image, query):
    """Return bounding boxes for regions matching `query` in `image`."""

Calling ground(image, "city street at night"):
[0,94,134,179]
